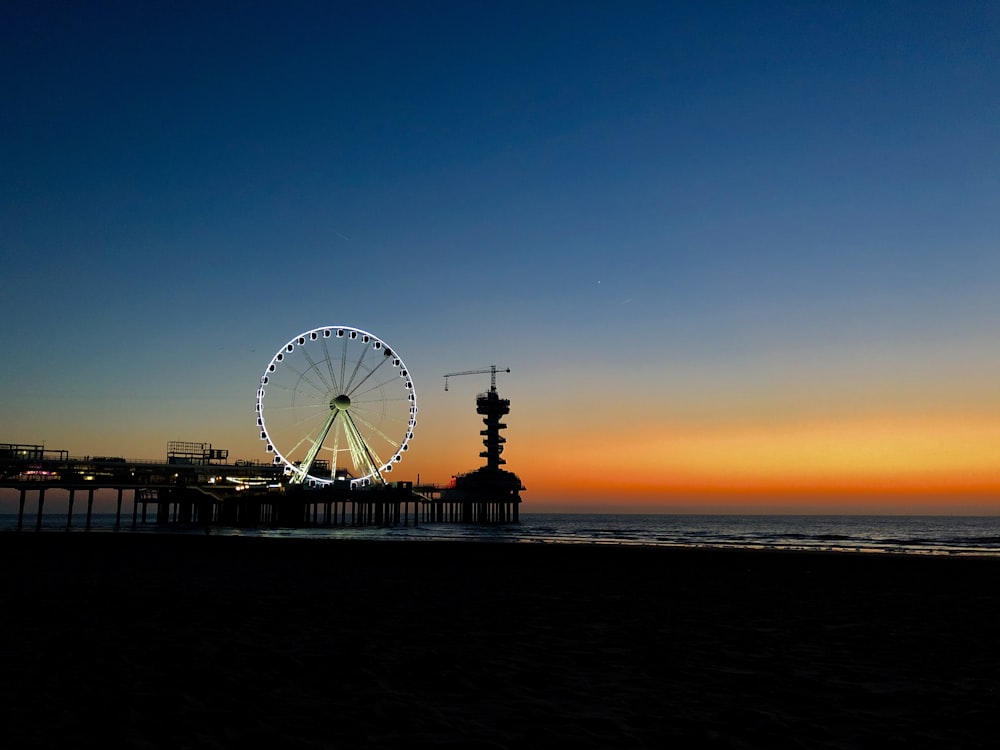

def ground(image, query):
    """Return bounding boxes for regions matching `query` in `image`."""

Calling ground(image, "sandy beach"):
[2,533,998,748]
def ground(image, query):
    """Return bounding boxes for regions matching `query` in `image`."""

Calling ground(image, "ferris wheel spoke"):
[346,354,392,398]
[299,348,335,394]
[320,338,343,394]
[351,396,412,415]
[343,343,370,394]
[349,373,405,403]
[339,336,349,390]
[349,411,406,453]
[269,362,328,403]
[267,402,329,430]
[285,364,330,401]
[269,379,327,409]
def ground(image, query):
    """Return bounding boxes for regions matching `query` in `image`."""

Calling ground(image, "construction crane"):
[443,365,510,392]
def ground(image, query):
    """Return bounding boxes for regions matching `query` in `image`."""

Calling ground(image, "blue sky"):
[2,1,999,509]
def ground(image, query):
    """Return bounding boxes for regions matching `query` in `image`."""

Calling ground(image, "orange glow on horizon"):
[505,413,1000,512]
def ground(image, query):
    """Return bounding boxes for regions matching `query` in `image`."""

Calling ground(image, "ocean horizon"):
[5,511,1000,557]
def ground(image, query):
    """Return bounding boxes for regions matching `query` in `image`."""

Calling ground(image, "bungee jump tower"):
[431,365,525,523]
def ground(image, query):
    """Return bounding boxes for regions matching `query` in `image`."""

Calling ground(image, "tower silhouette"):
[439,366,524,522]
[477,388,509,470]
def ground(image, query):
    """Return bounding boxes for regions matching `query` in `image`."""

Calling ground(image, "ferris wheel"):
[255,326,416,486]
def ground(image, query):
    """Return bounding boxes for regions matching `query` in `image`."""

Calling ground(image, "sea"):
[4,512,1000,556]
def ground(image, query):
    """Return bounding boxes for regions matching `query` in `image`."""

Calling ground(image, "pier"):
[1,443,520,531]
[2,480,422,531]
[3,479,521,531]
[3,330,526,532]
[416,481,521,524]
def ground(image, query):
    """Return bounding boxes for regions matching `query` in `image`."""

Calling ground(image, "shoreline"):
[3,535,999,747]
[4,521,1000,559]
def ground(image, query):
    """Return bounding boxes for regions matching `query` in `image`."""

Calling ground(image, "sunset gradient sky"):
[2,1,999,513]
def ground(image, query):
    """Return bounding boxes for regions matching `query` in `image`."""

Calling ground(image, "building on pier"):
[429,375,525,524]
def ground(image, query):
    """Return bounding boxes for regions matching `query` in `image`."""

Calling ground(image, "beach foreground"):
[2,534,998,748]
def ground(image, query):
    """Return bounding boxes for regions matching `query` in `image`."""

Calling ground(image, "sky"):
[2,1,999,514]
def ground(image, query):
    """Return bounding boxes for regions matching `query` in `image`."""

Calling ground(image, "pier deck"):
[2,453,519,530]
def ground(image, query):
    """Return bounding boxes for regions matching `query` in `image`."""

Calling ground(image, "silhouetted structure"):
[4,359,528,531]
[429,367,525,523]
[167,441,229,465]
[3,441,429,530]
[478,387,509,471]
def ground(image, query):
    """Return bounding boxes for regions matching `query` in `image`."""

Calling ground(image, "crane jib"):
[442,365,511,392]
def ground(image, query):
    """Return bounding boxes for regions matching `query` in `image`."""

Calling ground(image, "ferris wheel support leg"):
[342,411,386,485]
[291,410,340,485]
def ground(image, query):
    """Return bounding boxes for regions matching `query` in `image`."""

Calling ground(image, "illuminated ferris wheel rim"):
[255,325,417,487]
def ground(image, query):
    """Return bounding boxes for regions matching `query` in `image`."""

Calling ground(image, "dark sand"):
[2,533,999,748]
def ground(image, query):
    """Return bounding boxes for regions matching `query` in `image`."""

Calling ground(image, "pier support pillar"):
[67,488,75,528]
[86,489,95,530]
[35,488,46,531]
[18,488,26,531]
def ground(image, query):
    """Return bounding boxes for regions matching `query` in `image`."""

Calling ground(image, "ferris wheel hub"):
[331,394,351,411]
